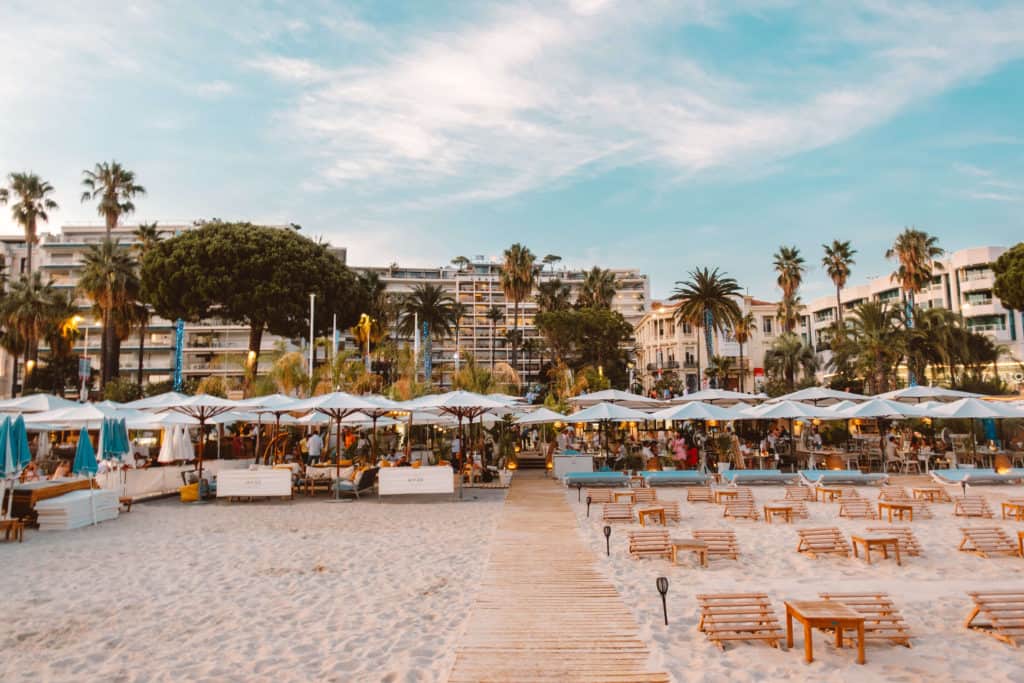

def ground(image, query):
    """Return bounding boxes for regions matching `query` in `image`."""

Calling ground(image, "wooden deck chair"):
[796,527,852,558]
[878,486,911,501]
[587,488,615,504]
[628,529,672,560]
[687,486,713,503]
[734,486,755,501]
[965,591,1024,646]
[770,499,809,519]
[958,527,1021,558]
[954,496,994,519]
[837,486,861,499]
[602,503,634,523]
[723,500,759,521]
[633,488,658,503]
[819,592,912,647]
[639,500,681,522]
[866,526,923,557]
[839,498,878,519]
[693,529,740,561]
[697,593,784,650]
[784,485,814,502]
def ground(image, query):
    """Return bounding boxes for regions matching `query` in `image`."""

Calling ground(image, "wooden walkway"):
[447,474,669,682]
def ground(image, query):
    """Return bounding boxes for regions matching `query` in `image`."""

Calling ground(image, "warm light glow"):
[25,359,36,374]
[507,462,518,471]
[707,420,718,427]
[246,350,257,366]
[545,461,553,469]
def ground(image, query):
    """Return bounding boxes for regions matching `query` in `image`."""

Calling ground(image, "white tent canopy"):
[0,394,81,413]
[514,407,567,425]
[123,391,190,410]
[928,398,1023,419]
[569,402,651,423]
[836,398,921,419]
[742,400,824,420]
[769,387,868,405]
[875,386,982,403]
[25,403,150,427]
[652,401,738,422]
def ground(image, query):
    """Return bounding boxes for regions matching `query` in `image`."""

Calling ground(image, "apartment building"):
[354,257,650,387]
[634,296,779,394]
[801,246,1023,382]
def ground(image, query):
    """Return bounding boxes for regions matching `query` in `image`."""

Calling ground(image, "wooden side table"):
[638,507,666,527]
[851,534,901,565]
[764,504,794,524]
[629,476,646,488]
[785,600,866,665]
[714,489,740,504]
[671,538,708,567]
[912,487,945,502]
[878,501,913,522]
[1001,500,1024,521]
[815,486,843,502]
[613,491,637,504]
[1018,530,1023,558]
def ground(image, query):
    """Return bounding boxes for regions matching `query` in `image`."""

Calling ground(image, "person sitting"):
[50,460,71,480]
[395,455,411,467]
[19,461,41,483]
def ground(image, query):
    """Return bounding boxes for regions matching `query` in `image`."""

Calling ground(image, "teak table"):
[785,600,866,665]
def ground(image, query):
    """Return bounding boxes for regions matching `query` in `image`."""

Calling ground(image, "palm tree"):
[578,267,617,309]
[131,222,161,386]
[521,337,540,383]
[499,243,536,375]
[764,333,818,392]
[535,278,571,313]
[1,273,58,392]
[133,222,162,256]
[706,355,735,390]
[43,291,81,396]
[77,238,140,387]
[397,283,457,382]
[847,301,903,393]
[669,268,742,389]
[887,228,944,385]
[0,172,59,274]
[484,305,505,369]
[80,161,146,236]
[773,246,805,332]
[733,311,756,392]
[821,240,856,324]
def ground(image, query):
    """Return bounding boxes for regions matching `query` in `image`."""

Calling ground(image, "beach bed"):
[697,593,785,650]
[819,593,913,648]
[641,471,710,487]
[721,469,799,485]
[930,468,1024,485]
[565,471,629,487]
[965,591,1024,646]
[800,470,888,486]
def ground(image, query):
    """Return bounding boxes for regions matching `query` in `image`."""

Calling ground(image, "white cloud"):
[244,1,1024,205]
[191,80,235,98]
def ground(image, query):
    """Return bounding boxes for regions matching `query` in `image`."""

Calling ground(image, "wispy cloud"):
[955,162,1023,202]
[246,1,1024,205]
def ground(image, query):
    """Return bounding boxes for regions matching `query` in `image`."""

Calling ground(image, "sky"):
[1,0,1022,303]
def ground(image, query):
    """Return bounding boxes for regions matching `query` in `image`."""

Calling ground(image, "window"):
[964,290,993,306]
[877,288,900,302]
[813,309,834,323]
[966,314,1006,332]
[681,322,693,335]
[762,316,773,334]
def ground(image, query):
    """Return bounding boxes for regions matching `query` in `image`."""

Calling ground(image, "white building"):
[802,245,1023,382]
[633,296,779,394]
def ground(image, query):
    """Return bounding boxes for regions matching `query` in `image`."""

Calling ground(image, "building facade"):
[802,245,1023,383]
[634,296,779,395]
[354,257,650,387]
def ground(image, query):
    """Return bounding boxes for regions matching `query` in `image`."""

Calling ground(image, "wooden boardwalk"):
[447,474,669,682]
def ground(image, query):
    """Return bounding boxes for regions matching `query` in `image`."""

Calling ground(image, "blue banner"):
[422,320,432,381]
[173,319,185,391]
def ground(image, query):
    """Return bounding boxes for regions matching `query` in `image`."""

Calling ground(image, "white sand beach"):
[569,479,1024,682]
[1,490,505,683]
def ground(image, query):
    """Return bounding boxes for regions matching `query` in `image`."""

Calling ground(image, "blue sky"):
[1,1,1021,301]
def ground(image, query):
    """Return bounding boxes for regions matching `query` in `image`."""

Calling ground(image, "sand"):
[569,479,1024,682]
[1,490,505,683]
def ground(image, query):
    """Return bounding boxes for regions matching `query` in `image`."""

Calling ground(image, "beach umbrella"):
[123,391,190,410]
[11,415,31,470]
[769,387,869,405]
[157,427,176,463]
[875,386,982,403]
[176,425,195,462]
[514,407,567,426]
[291,392,388,480]
[568,389,662,409]
[163,394,238,493]
[0,394,80,413]
[651,401,738,422]
[72,426,98,476]
[404,391,512,469]
[672,388,766,405]
[569,402,651,461]
[837,399,921,419]
[742,401,823,419]
[929,398,1015,419]
[1,417,13,518]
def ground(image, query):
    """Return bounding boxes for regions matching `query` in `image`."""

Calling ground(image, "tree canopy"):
[993,243,1024,312]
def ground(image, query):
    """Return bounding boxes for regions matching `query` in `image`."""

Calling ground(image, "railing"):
[961,270,993,282]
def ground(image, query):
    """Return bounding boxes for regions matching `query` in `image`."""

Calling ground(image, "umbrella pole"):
[198,417,206,499]
[372,416,379,464]
[405,412,413,459]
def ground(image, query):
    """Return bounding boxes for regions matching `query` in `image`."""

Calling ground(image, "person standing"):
[306,430,323,465]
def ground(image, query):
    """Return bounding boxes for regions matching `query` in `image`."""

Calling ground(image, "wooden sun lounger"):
[878,486,910,502]
[640,501,680,522]
[628,529,672,560]
[602,503,634,523]
[958,527,1022,558]
[723,500,760,521]
[785,485,815,502]
[839,498,878,520]
[633,488,658,503]
[771,499,809,519]
[965,591,1024,646]
[954,496,994,519]
[697,593,785,650]
[587,489,615,504]
[687,486,713,503]
[796,527,851,558]
[819,592,912,647]
[865,526,923,556]
[693,529,740,561]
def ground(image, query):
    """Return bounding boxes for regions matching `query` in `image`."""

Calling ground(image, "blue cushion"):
[930,468,1023,484]
[722,470,798,484]
[641,471,709,486]
[802,470,888,485]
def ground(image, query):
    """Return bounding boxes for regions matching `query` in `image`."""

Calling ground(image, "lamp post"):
[586,495,592,518]
[309,293,316,378]
[656,577,669,625]
[603,525,611,556]
[576,482,583,502]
